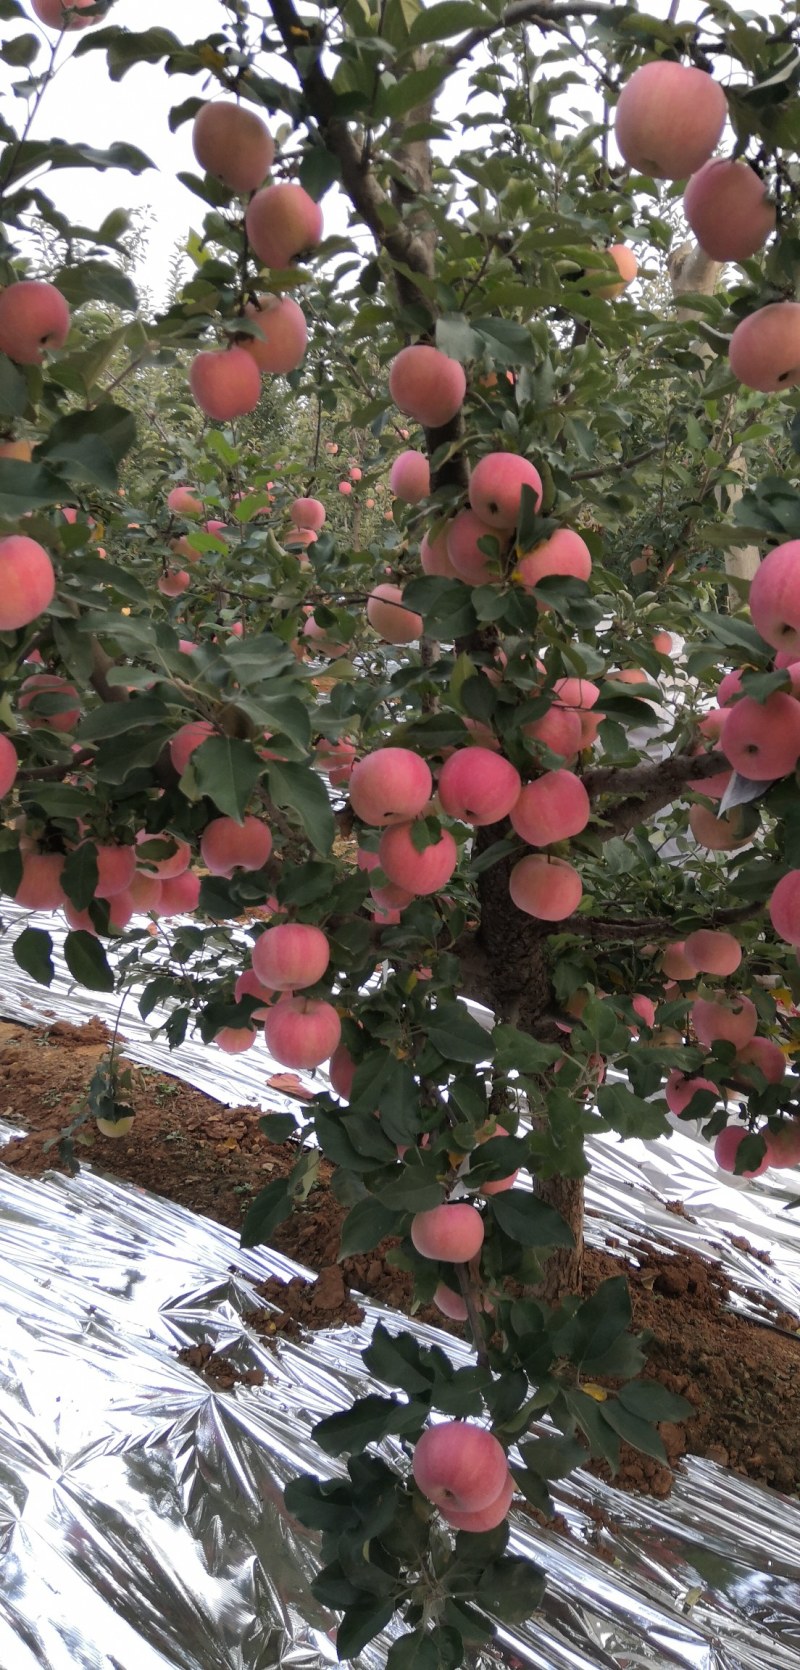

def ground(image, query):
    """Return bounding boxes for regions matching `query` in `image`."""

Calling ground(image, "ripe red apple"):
[631,993,656,1030]
[441,1471,514,1533]
[614,61,727,179]
[15,850,65,910]
[390,449,430,503]
[32,0,97,27]
[235,967,275,1018]
[0,438,32,461]
[127,871,163,914]
[245,182,323,268]
[169,719,215,776]
[192,100,274,194]
[83,843,137,899]
[437,748,521,826]
[593,244,638,300]
[265,995,341,1068]
[516,528,592,592]
[522,706,582,760]
[665,1070,719,1117]
[134,831,192,879]
[714,1124,768,1178]
[411,1201,485,1261]
[158,570,190,598]
[329,1040,356,1100]
[447,509,508,584]
[167,484,203,516]
[510,769,590,846]
[251,921,330,990]
[769,870,800,944]
[388,345,466,428]
[0,279,70,363]
[720,691,800,779]
[468,453,542,530]
[412,1421,508,1514]
[290,496,326,531]
[349,748,432,825]
[214,1025,258,1054]
[189,346,261,420]
[420,525,458,578]
[737,1037,786,1084]
[689,801,748,851]
[683,158,775,262]
[243,295,307,374]
[691,994,757,1051]
[200,815,273,876]
[764,1119,800,1168]
[661,941,697,980]
[378,821,458,894]
[729,303,800,393]
[0,734,18,797]
[509,854,582,920]
[19,673,79,732]
[0,534,56,630]
[158,870,201,915]
[366,583,422,643]
[683,929,741,976]
[748,541,800,653]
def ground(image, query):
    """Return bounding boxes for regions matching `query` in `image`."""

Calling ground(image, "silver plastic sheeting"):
[2,907,800,1666]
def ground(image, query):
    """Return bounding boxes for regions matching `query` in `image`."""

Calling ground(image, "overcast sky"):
[3,0,777,304]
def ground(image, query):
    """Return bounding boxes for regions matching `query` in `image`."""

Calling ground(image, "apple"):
[235,967,275,1018]
[737,1037,786,1084]
[510,769,590,846]
[200,815,273,876]
[447,509,508,584]
[684,158,775,262]
[32,0,97,28]
[378,822,458,895]
[411,1201,485,1261]
[0,734,18,797]
[720,691,800,779]
[683,929,741,976]
[665,1070,719,1117]
[167,485,203,516]
[214,1025,258,1054]
[245,182,323,268]
[157,870,201,915]
[390,449,430,503]
[0,279,70,362]
[366,583,423,644]
[661,941,697,981]
[516,528,591,592]
[329,1041,356,1101]
[19,673,79,732]
[349,748,432,825]
[134,831,192,879]
[440,1471,514,1533]
[691,994,757,1051]
[157,570,190,598]
[127,871,163,914]
[522,706,583,760]
[729,303,800,393]
[421,525,458,578]
[412,1421,508,1514]
[169,719,215,775]
[189,346,261,420]
[614,61,727,179]
[251,921,330,990]
[264,995,341,1069]
[593,243,638,300]
[764,1120,800,1168]
[509,853,582,920]
[0,534,56,630]
[290,496,326,531]
[689,802,748,851]
[388,345,466,428]
[438,747,521,825]
[748,540,800,653]
[15,850,66,910]
[468,453,543,530]
[192,100,274,194]
[243,294,308,373]
[714,1124,768,1178]
[769,870,800,944]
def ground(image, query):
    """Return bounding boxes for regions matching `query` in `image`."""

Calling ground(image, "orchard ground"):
[2,1013,800,1502]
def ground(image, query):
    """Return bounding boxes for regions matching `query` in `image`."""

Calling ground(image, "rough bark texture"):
[668,238,760,587]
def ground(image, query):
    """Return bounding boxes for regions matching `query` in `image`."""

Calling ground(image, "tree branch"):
[584,750,725,840]
[89,638,128,705]
[445,0,610,69]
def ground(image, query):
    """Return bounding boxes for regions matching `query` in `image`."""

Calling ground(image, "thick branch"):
[585,750,726,840]
[89,639,128,704]
[556,900,758,940]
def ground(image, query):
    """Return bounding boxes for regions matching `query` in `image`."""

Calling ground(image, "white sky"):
[2,0,777,304]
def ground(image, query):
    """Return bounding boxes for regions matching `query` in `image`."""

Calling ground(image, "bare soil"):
[2,1016,800,1501]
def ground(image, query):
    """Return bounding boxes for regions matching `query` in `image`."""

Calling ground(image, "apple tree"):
[3,0,800,1658]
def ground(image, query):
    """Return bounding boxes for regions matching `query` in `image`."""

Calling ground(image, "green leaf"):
[284,1473,352,1531]
[374,61,448,120]
[493,1024,561,1074]
[425,1001,491,1064]
[12,927,54,987]
[76,697,170,742]
[37,401,136,489]
[240,1177,292,1247]
[63,930,115,993]
[386,1634,440,1670]
[0,354,29,419]
[618,1379,694,1423]
[489,1188,574,1248]
[268,759,334,855]
[600,1398,667,1463]
[408,0,488,43]
[192,736,263,822]
[519,1432,586,1480]
[436,313,483,363]
[61,842,99,911]
[363,1322,434,1394]
[0,29,37,64]
[55,259,138,312]
[314,1392,425,1454]
[337,1598,398,1662]
[258,1113,297,1143]
[339,1196,401,1257]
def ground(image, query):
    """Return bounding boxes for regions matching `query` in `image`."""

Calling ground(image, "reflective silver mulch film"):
[1,907,800,1667]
